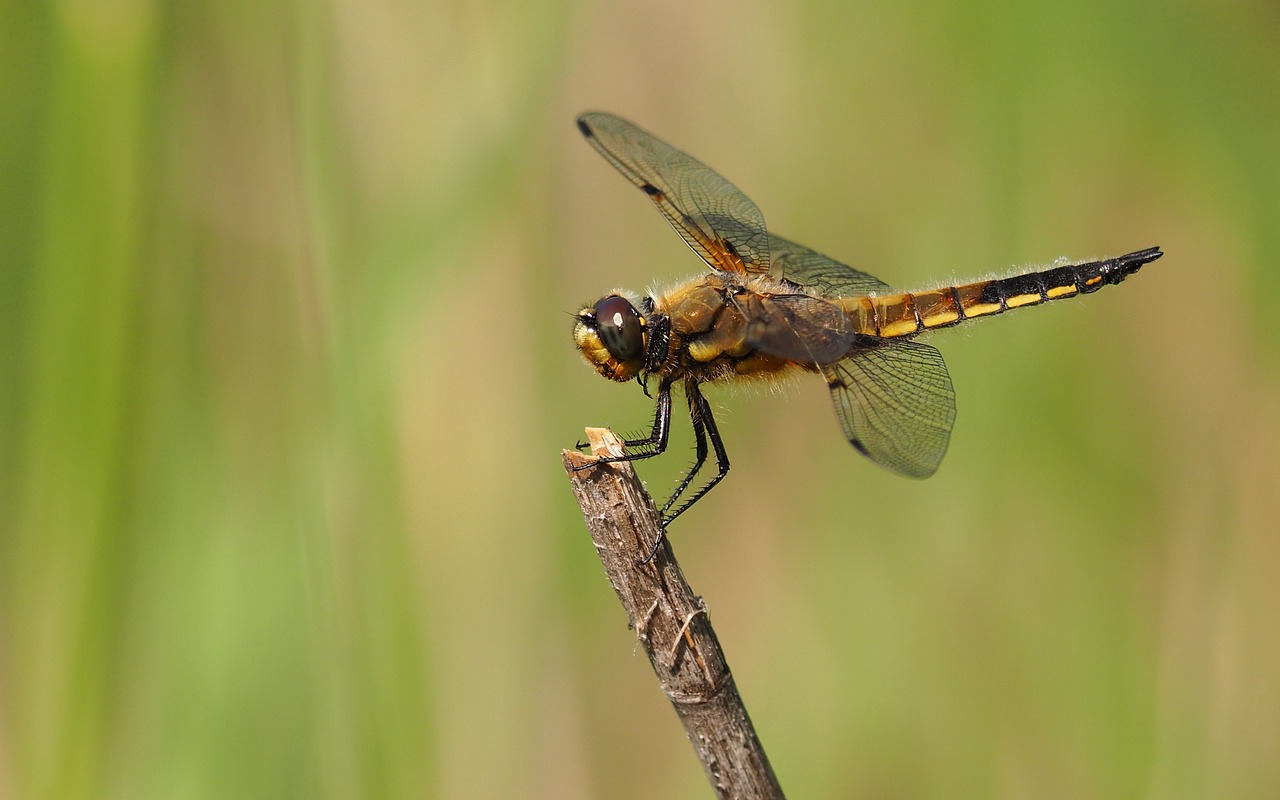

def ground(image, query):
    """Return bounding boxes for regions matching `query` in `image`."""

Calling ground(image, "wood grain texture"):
[563,428,784,800]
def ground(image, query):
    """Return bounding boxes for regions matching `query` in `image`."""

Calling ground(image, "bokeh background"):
[2,1,1278,798]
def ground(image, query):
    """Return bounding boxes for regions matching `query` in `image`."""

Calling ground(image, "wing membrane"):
[769,234,893,296]
[745,292,856,364]
[578,112,770,274]
[822,340,956,478]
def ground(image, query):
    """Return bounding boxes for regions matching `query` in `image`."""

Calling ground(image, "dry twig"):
[563,428,784,799]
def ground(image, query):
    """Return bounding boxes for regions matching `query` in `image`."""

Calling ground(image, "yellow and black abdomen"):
[843,247,1162,339]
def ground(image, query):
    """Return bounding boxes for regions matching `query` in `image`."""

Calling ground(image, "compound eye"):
[593,295,645,364]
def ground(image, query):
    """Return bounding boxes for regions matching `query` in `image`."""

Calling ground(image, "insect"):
[571,111,1160,546]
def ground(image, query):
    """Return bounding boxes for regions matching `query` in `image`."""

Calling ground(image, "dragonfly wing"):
[822,340,956,478]
[744,292,856,364]
[769,234,893,296]
[578,112,770,274]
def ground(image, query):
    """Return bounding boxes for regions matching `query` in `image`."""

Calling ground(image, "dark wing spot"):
[721,239,741,259]
[851,439,870,457]
[640,182,664,201]
[576,118,594,138]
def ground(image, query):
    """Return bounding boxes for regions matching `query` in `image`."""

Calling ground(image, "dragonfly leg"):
[658,384,731,527]
[660,392,710,518]
[572,378,672,471]
[636,386,726,565]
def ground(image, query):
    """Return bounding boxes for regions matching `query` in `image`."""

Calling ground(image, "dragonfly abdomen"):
[843,247,1162,340]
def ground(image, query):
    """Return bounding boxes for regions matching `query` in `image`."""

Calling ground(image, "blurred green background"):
[2,0,1278,798]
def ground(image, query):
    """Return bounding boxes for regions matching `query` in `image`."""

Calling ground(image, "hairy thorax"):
[656,274,820,385]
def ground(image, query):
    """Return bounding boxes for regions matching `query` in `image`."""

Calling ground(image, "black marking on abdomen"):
[939,246,1162,328]
[994,271,1048,307]
[1041,264,1083,296]
[977,280,1008,310]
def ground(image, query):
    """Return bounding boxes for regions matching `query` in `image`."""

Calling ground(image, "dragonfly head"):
[574,293,648,382]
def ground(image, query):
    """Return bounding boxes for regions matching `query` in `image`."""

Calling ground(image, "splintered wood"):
[563,429,784,799]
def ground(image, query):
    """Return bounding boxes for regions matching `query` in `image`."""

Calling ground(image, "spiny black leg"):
[572,378,673,472]
[636,394,710,565]
[661,384,730,527]
[622,380,670,451]
[661,391,709,517]
[616,376,670,455]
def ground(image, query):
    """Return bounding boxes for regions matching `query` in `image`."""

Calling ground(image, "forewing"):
[822,340,956,478]
[769,233,893,296]
[578,112,770,274]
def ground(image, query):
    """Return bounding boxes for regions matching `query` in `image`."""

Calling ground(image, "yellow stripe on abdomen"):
[836,247,1163,341]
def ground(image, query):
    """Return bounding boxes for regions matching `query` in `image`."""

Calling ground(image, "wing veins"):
[578,112,769,275]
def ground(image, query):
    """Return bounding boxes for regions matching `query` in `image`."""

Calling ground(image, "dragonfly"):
[571,111,1160,552]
